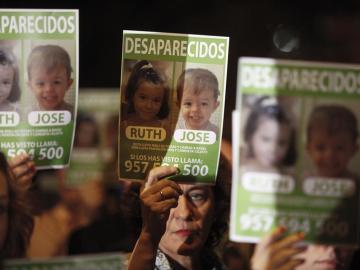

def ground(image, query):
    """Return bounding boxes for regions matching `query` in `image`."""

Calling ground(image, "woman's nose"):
[174,195,192,220]
[320,245,336,259]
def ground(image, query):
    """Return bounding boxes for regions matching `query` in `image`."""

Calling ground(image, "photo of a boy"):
[27,45,74,114]
[306,104,359,179]
[175,68,220,134]
[297,104,359,270]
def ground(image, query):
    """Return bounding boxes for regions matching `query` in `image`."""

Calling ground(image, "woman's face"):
[159,184,215,257]
[0,170,9,251]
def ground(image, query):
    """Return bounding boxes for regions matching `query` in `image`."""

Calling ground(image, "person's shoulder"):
[155,249,171,270]
[201,248,226,270]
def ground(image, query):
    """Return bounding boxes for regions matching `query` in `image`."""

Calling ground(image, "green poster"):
[118,30,229,184]
[4,253,126,270]
[230,57,360,246]
[65,89,119,186]
[0,9,78,168]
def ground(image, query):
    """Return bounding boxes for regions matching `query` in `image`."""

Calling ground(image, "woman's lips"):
[175,229,193,237]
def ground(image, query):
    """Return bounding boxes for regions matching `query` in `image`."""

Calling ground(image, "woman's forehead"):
[179,183,212,192]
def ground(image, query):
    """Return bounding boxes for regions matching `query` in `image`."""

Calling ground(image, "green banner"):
[65,89,119,186]
[230,57,360,247]
[0,9,78,169]
[118,30,229,184]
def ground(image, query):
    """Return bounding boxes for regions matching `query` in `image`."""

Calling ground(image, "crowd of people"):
[2,143,359,269]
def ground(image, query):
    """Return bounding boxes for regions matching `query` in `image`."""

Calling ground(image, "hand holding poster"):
[0,9,78,168]
[230,57,360,247]
[118,31,229,184]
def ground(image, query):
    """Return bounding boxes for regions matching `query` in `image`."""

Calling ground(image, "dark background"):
[2,0,360,139]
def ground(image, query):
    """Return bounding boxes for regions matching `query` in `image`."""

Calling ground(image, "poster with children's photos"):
[118,30,229,184]
[65,89,119,187]
[230,57,360,247]
[0,9,78,168]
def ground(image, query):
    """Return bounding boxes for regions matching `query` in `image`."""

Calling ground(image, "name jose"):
[125,126,216,144]
[28,111,72,126]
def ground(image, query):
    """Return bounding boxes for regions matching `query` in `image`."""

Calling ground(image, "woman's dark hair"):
[244,96,297,166]
[0,151,34,258]
[205,153,231,248]
[222,244,244,267]
[125,60,169,119]
[0,49,20,102]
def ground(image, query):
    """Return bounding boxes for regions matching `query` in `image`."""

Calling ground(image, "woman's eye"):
[188,191,207,204]
[201,102,209,106]
[54,80,62,85]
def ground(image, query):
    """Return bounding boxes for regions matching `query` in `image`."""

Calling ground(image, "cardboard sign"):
[0,9,78,168]
[66,89,119,186]
[230,57,360,247]
[118,30,229,184]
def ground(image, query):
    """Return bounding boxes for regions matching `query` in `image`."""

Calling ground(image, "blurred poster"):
[230,57,360,246]
[65,89,119,186]
[118,30,229,184]
[4,253,126,270]
[0,9,79,168]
